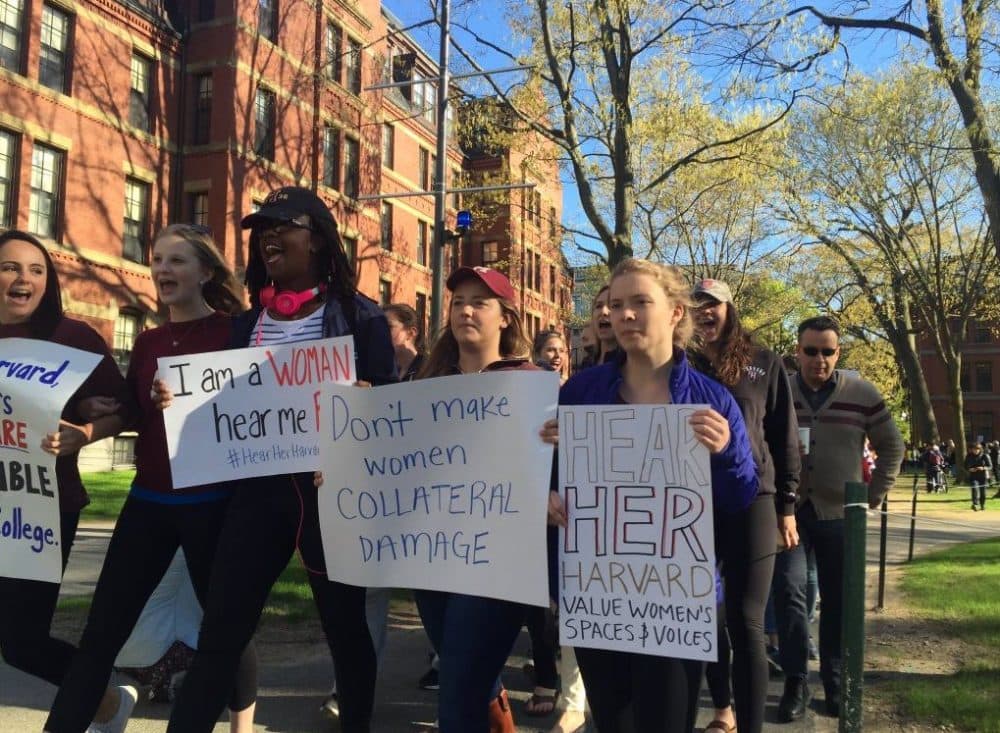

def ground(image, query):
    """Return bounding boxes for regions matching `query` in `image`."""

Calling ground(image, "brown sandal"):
[704,720,737,733]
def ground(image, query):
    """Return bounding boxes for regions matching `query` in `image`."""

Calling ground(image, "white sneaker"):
[88,685,138,733]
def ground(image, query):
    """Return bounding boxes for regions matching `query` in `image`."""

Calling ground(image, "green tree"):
[780,68,1000,467]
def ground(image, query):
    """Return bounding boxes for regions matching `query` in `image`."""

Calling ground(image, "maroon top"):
[0,317,131,513]
[127,311,232,496]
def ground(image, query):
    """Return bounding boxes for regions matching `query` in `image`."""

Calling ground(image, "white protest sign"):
[0,340,101,582]
[317,371,559,607]
[558,404,717,661]
[159,336,355,488]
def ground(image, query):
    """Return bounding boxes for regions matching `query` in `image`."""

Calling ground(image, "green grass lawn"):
[892,537,1000,732]
[887,469,999,514]
[80,470,134,520]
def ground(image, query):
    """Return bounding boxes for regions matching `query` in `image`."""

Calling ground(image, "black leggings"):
[0,511,79,686]
[524,604,559,689]
[44,495,258,732]
[575,646,703,732]
[705,493,776,733]
[167,475,375,733]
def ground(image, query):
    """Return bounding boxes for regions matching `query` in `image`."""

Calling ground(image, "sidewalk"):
[2,510,996,732]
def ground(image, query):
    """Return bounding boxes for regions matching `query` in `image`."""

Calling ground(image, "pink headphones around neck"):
[260,283,327,317]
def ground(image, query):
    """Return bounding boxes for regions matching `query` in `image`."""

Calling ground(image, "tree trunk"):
[945,363,968,483]
[896,344,939,444]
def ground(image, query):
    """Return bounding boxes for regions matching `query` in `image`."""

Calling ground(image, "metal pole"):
[877,494,888,610]
[839,481,867,731]
[428,0,451,342]
[908,474,918,562]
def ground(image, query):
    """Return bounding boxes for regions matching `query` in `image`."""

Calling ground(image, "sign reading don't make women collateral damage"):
[0,340,100,583]
[159,336,355,488]
[558,404,717,662]
[317,371,560,608]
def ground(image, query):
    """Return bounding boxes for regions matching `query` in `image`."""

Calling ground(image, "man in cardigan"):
[775,316,903,721]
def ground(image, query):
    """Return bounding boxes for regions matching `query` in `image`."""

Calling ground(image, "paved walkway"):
[2,508,997,732]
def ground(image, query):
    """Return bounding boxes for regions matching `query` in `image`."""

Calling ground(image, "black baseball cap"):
[240,186,336,230]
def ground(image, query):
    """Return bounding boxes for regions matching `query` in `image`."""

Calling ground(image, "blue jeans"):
[415,590,525,733]
[773,501,844,694]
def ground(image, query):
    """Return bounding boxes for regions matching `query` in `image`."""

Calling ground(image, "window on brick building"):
[113,310,142,372]
[343,137,359,198]
[534,192,542,226]
[196,0,213,22]
[430,153,436,188]
[254,87,275,160]
[28,143,63,238]
[0,0,24,73]
[257,0,276,41]
[189,191,208,226]
[423,81,436,124]
[342,234,356,269]
[0,129,15,228]
[549,206,557,239]
[325,22,342,83]
[549,264,556,301]
[534,253,542,291]
[964,412,994,442]
[379,278,391,306]
[482,241,498,265]
[112,435,136,467]
[129,53,152,131]
[382,123,394,168]
[323,126,339,189]
[975,361,993,392]
[417,220,428,266]
[39,4,70,94]
[525,249,533,291]
[451,168,461,209]
[380,203,393,250]
[419,148,429,191]
[346,38,361,94]
[415,291,427,339]
[123,177,150,263]
[972,321,992,343]
[192,73,212,144]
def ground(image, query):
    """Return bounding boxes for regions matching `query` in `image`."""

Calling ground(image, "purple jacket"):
[558,348,758,515]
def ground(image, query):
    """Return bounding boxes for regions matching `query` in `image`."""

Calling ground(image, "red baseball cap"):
[446,266,516,301]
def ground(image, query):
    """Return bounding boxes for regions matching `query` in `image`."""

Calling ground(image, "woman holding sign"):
[162,188,396,733]
[45,225,259,733]
[690,280,801,733]
[413,265,541,733]
[0,230,133,730]
[555,258,758,733]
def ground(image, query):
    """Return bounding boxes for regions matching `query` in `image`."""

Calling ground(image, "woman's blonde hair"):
[154,224,244,315]
[609,258,694,348]
[417,294,531,379]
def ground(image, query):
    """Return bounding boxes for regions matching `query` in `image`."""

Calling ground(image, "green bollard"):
[840,481,868,731]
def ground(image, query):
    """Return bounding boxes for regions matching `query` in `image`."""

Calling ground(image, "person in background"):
[964,442,991,511]
[554,259,758,732]
[691,278,800,733]
[533,329,569,384]
[385,303,426,381]
[44,224,257,733]
[774,316,903,721]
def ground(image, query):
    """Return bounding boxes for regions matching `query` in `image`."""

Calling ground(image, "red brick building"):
[0,0,569,466]
[920,321,999,442]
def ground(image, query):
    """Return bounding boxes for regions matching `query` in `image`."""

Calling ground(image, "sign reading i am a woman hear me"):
[159,336,355,488]
[0,340,100,583]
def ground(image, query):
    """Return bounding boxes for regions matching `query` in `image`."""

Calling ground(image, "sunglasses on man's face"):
[802,346,837,357]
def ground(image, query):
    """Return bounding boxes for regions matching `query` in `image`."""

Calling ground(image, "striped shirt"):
[251,308,325,346]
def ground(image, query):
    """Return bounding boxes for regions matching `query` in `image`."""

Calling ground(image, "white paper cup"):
[799,427,810,455]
